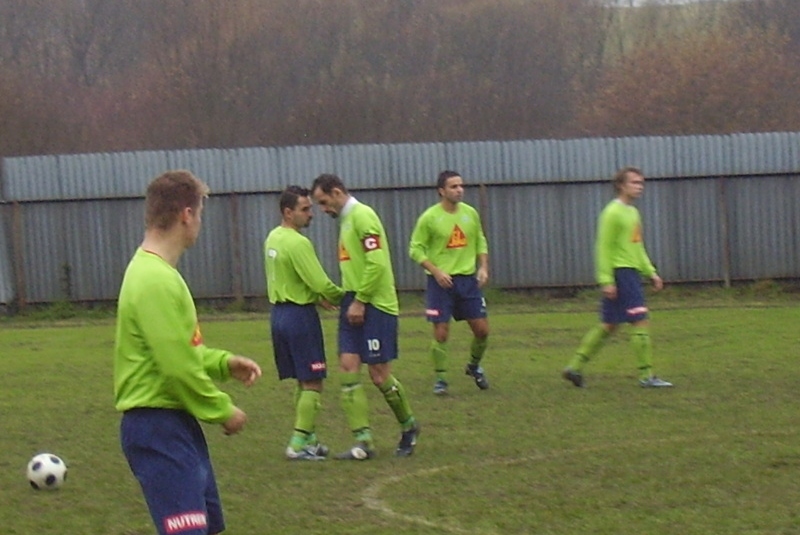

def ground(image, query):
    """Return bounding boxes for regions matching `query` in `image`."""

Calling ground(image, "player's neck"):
[141,230,185,267]
[616,194,634,205]
[440,199,459,213]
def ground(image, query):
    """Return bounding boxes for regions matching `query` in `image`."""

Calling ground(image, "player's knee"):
[338,353,361,373]
[470,320,489,339]
[603,323,618,334]
[300,379,323,392]
[367,363,391,386]
[433,324,449,343]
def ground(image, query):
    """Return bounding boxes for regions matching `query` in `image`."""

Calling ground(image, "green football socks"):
[288,389,321,451]
[430,340,448,381]
[340,372,373,445]
[378,375,416,431]
[469,336,488,367]
[630,326,654,380]
[568,325,610,371]
[293,383,302,407]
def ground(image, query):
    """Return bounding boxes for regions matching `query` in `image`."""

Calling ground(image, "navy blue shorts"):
[338,292,398,364]
[271,303,327,381]
[425,274,487,323]
[601,268,649,324]
[120,408,224,535]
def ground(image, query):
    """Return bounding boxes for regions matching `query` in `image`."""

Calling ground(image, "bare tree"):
[577,24,800,136]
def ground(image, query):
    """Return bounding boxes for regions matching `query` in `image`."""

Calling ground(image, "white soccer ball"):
[27,453,68,490]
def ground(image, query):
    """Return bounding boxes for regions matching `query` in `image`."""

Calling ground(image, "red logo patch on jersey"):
[164,511,208,534]
[310,361,327,372]
[362,234,381,251]
[338,242,351,261]
[446,225,467,249]
[190,324,203,347]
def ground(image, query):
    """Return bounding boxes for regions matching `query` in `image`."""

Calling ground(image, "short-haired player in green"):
[563,167,673,389]
[311,173,420,460]
[264,186,345,461]
[115,170,262,535]
[409,170,490,395]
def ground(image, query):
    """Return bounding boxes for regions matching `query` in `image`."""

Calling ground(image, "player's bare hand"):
[433,268,453,289]
[228,356,262,387]
[651,274,664,292]
[476,267,489,288]
[602,284,617,300]
[347,299,366,326]
[319,299,338,311]
[223,406,247,435]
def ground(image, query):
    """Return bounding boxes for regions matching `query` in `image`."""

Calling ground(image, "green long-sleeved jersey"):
[338,199,399,315]
[264,226,343,305]
[408,202,488,275]
[114,248,235,424]
[595,199,657,286]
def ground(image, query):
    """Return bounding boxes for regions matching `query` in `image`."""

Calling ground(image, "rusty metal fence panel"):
[1,132,798,305]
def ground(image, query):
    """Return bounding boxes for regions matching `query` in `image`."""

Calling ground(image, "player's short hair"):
[612,166,643,193]
[437,170,461,190]
[311,173,348,195]
[279,185,310,213]
[145,170,209,230]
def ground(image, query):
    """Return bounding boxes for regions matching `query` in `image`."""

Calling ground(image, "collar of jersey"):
[340,196,359,218]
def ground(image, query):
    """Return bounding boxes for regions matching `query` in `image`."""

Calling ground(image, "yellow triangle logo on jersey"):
[191,324,203,347]
[446,225,467,249]
[631,224,642,243]
[338,242,351,261]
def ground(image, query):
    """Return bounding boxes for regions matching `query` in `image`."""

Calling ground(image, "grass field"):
[1,288,799,534]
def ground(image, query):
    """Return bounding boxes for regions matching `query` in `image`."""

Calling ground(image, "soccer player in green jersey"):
[115,170,262,535]
[264,185,344,461]
[563,167,673,389]
[409,170,490,395]
[311,173,420,459]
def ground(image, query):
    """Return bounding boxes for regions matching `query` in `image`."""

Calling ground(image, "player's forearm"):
[477,253,489,272]
[408,239,428,265]
[408,217,431,264]
[595,249,614,285]
[171,379,235,424]
[200,347,233,382]
[594,224,614,285]
[354,257,384,302]
[296,253,344,304]
[638,248,657,277]
[306,274,344,304]
[420,259,441,274]
[155,344,236,423]
[477,230,489,257]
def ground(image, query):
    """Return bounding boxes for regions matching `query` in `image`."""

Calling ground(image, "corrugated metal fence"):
[0,131,798,306]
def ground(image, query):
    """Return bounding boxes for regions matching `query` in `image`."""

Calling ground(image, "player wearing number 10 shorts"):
[311,173,420,460]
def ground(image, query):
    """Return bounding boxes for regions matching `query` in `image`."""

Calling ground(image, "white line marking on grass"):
[362,430,795,535]
[361,464,501,535]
